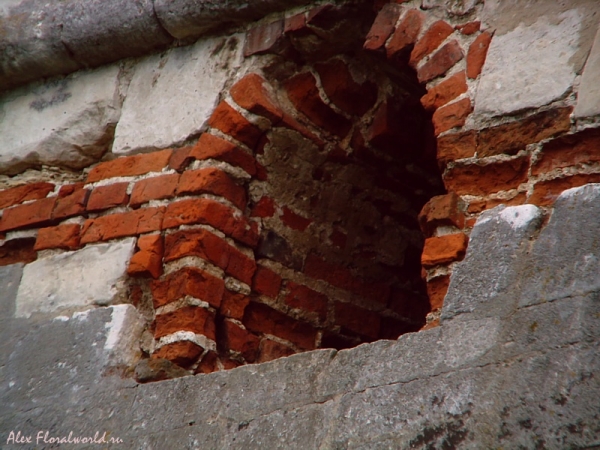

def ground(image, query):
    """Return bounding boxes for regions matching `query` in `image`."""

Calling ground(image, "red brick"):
[284,72,351,138]
[478,108,572,158]
[155,306,216,340]
[128,234,164,279]
[168,146,193,172]
[314,58,378,116]
[220,356,242,370]
[244,19,285,57]
[80,207,164,244]
[252,265,282,298]
[432,98,472,135]
[163,198,259,247]
[422,233,468,268]
[421,71,468,112]
[334,302,381,340]
[251,197,276,218]
[426,275,450,310]
[364,3,402,51]
[410,20,454,66]
[257,339,295,363]
[177,168,246,210]
[0,197,57,232]
[529,173,600,206]
[385,9,424,60]
[285,282,328,320]
[52,189,89,220]
[129,174,178,208]
[86,149,172,183]
[87,182,129,212]
[443,157,530,196]
[243,302,317,349]
[281,206,312,231]
[0,238,37,266]
[58,183,85,198]
[220,290,251,320]
[164,228,256,285]
[467,192,526,214]
[34,224,80,251]
[230,73,283,123]
[418,192,466,237]
[151,267,224,308]
[221,319,260,362]
[467,31,492,79]
[284,13,306,33]
[153,341,203,368]
[0,182,54,209]
[437,130,477,166]
[532,127,600,176]
[195,351,219,374]
[189,133,257,176]
[456,21,480,35]
[208,101,263,149]
[417,40,464,84]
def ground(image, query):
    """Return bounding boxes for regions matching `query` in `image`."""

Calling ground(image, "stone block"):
[574,25,600,117]
[0,263,22,321]
[0,64,122,175]
[112,35,243,155]
[15,238,135,318]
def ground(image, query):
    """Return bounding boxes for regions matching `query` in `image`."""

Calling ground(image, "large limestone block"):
[112,35,243,155]
[15,238,135,318]
[0,64,122,175]
[574,26,600,118]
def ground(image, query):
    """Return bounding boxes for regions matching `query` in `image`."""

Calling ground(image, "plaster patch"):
[499,205,542,230]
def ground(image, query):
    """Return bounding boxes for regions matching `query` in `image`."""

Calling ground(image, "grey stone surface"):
[0,263,22,320]
[0,64,122,175]
[442,204,542,321]
[519,184,600,307]
[15,238,135,318]
[112,35,243,155]
[575,26,600,118]
[475,5,585,116]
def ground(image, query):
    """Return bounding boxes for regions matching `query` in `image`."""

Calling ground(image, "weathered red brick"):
[80,207,164,244]
[128,234,164,279]
[426,275,450,310]
[152,341,203,369]
[250,196,276,218]
[418,192,466,237]
[281,206,312,231]
[87,182,129,212]
[437,130,477,166]
[129,174,179,208]
[0,238,36,267]
[34,224,80,251]
[421,71,468,112]
[410,20,454,66]
[220,290,251,320]
[285,282,328,320]
[0,197,57,232]
[467,31,492,79]
[221,319,260,362]
[432,98,472,135]
[456,21,480,35]
[443,157,530,196]
[163,198,259,247]
[151,267,225,308]
[208,101,263,149]
[417,40,464,84]
[155,306,216,340]
[177,168,246,210]
[52,188,89,220]
[386,9,424,60]
[189,133,257,176]
[86,149,173,183]
[467,192,526,214]
[422,233,469,268]
[334,302,381,339]
[58,183,86,198]
[529,173,600,206]
[252,265,282,298]
[243,302,317,349]
[244,19,285,57]
[284,72,351,138]
[478,108,573,158]
[0,182,54,210]
[230,73,283,123]
[532,127,600,176]
[284,13,307,33]
[257,338,295,363]
[364,3,402,51]
[168,146,193,172]
[164,228,256,285]
[195,351,219,374]
[314,58,378,116]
